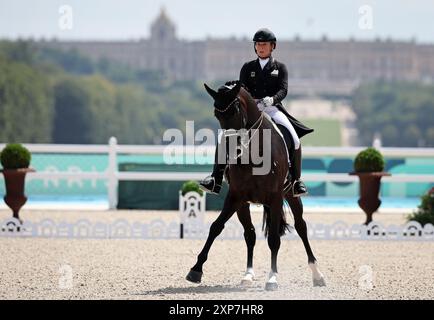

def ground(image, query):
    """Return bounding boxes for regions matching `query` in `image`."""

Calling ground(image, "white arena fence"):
[0,217,433,241]
[0,137,433,209]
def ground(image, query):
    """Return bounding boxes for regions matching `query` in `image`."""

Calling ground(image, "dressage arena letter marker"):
[179,191,206,239]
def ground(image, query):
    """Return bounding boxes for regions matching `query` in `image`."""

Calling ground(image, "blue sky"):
[1,0,433,43]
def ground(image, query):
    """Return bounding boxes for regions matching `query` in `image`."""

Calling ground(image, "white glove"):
[263,96,274,107]
[257,101,266,112]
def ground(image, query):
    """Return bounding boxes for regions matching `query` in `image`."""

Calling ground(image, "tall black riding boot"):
[291,147,308,197]
[199,144,225,194]
[276,124,294,193]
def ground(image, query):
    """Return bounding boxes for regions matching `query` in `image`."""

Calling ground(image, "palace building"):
[43,8,434,96]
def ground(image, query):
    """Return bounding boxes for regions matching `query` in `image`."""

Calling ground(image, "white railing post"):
[108,137,118,209]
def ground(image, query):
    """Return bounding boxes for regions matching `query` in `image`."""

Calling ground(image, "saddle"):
[223,113,293,192]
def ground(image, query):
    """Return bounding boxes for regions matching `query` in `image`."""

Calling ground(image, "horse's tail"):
[262,202,291,237]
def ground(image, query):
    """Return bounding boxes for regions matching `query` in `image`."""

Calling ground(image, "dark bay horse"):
[186,81,325,290]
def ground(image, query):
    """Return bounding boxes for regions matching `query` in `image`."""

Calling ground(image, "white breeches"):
[258,103,300,150]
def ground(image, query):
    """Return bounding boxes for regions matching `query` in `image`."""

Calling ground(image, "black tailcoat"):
[239,57,313,138]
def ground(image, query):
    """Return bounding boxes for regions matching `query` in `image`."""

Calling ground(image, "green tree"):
[115,84,164,144]
[80,75,117,143]
[0,54,53,143]
[52,77,92,143]
[0,40,36,65]
[352,81,434,147]
[37,47,95,75]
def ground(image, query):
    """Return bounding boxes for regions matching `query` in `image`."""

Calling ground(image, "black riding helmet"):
[253,28,276,42]
[253,28,277,52]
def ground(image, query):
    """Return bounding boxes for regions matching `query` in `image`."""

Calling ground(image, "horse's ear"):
[204,83,218,100]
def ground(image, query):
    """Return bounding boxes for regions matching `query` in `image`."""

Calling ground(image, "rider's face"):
[255,42,273,59]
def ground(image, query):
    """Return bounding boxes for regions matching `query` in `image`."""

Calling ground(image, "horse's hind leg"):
[286,195,326,287]
[186,193,241,284]
[237,203,256,286]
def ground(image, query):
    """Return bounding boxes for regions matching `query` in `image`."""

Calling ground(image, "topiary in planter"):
[1,143,31,169]
[354,147,385,173]
[1,143,34,224]
[181,180,204,197]
[350,147,390,225]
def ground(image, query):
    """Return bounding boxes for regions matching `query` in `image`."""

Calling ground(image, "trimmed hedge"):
[354,147,385,172]
[181,180,203,196]
[0,143,31,169]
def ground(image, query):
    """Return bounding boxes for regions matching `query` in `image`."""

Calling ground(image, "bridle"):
[214,97,247,128]
[215,95,264,159]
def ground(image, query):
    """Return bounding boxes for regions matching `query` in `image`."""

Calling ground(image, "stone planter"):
[1,168,35,223]
[350,172,391,225]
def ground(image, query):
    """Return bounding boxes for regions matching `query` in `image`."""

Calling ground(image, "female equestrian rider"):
[200,28,313,197]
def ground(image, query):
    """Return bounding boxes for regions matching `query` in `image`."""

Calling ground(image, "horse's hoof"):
[265,282,278,291]
[186,269,203,283]
[241,276,254,287]
[313,277,326,287]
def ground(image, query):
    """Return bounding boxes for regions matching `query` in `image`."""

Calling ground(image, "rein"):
[214,97,240,114]
[215,95,264,160]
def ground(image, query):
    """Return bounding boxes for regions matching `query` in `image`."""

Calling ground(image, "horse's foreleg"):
[186,194,241,284]
[265,197,283,291]
[287,195,326,287]
[237,203,256,285]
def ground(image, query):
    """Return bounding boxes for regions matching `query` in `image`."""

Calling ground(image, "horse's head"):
[204,81,247,131]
